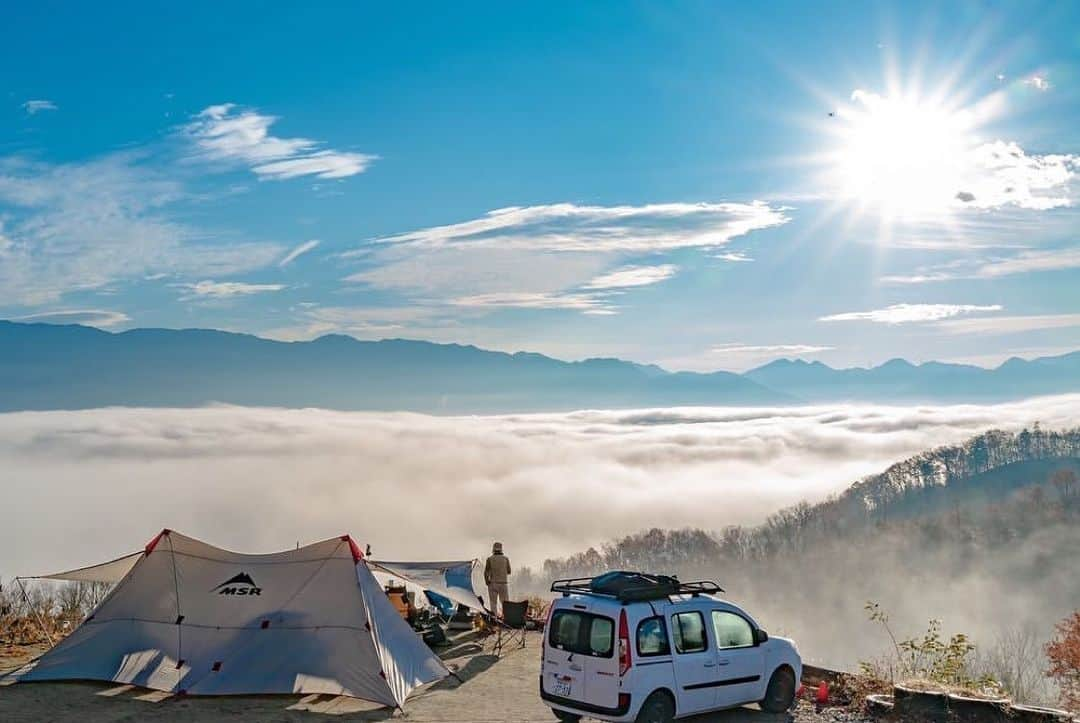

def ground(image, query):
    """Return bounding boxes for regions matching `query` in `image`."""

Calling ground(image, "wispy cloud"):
[712,343,833,356]
[583,264,678,289]
[341,202,786,323]
[21,99,57,115]
[935,312,1080,335]
[881,271,960,284]
[0,153,283,305]
[279,239,320,267]
[185,104,376,181]
[262,305,461,342]
[450,292,617,315]
[449,264,680,315]
[1024,75,1051,91]
[12,309,130,328]
[714,251,753,262]
[882,247,1080,284]
[361,201,789,253]
[180,280,286,299]
[973,248,1080,278]
[820,303,1002,324]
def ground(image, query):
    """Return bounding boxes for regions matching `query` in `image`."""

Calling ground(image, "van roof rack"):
[550,573,723,603]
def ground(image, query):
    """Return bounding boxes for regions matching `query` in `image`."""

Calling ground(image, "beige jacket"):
[484,553,511,585]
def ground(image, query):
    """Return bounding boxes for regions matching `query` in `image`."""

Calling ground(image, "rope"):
[14,577,54,646]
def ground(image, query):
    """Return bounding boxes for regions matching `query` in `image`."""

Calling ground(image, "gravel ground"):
[0,633,873,722]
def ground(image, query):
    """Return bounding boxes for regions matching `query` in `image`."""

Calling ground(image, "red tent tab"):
[144,529,171,555]
[341,534,363,562]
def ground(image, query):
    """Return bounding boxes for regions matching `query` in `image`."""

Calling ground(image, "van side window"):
[671,611,707,653]
[549,610,615,658]
[636,616,670,656]
[711,610,755,649]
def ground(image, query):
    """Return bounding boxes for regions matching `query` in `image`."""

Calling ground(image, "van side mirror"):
[754,628,769,645]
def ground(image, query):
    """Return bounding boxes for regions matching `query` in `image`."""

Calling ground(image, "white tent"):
[369,559,486,613]
[9,530,448,707]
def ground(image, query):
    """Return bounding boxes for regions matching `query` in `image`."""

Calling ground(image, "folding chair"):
[492,599,528,655]
[424,590,456,623]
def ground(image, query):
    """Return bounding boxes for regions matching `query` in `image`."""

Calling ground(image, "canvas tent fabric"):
[31,551,142,584]
[12,530,448,706]
[369,559,486,613]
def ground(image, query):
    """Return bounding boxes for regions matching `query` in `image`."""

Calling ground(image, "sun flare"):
[828,90,978,218]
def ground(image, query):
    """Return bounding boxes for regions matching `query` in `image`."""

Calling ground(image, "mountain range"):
[2,320,1079,412]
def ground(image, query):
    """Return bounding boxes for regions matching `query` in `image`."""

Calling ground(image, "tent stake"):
[15,577,54,646]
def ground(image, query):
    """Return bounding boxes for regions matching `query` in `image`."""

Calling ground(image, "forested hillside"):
[536,427,1080,674]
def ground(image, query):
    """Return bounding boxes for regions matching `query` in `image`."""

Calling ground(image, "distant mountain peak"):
[1,319,1079,411]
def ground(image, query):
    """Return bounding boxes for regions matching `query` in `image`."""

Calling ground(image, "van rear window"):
[549,610,614,657]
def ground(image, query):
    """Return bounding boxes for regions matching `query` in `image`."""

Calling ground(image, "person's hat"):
[493,541,503,553]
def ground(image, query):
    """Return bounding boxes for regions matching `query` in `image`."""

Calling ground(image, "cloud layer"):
[2,397,1076,575]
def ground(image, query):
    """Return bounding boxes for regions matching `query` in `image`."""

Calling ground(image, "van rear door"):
[582,610,618,710]
[543,603,616,708]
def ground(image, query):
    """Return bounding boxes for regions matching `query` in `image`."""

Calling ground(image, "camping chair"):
[492,600,528,655]
[424,590,456,623]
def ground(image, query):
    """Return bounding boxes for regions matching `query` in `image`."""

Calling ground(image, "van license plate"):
[553,678,572,697]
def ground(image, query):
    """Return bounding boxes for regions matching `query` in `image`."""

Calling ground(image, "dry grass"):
[0,579,109,646]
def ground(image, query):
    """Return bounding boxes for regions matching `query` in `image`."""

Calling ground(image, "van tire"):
[760,666,797,713]
[635,691,675,723]
[551,711,581,723]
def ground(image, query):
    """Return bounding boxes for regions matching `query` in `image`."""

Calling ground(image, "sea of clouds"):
[2,395,1078,577]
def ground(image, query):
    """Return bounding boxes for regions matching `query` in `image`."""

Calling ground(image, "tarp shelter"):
[369,559,486,613]
[8,530,448,707]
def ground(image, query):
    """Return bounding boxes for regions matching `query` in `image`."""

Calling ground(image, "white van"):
[539,573,801,723]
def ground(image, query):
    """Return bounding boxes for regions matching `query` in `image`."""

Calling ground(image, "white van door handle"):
[703,661,716,668]
[717,659,731,666]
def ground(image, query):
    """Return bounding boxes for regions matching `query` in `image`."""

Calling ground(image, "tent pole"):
[15,577,54,646]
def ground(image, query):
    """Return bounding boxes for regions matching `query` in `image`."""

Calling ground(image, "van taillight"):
[618,608,631,676]
[542,603,555,662]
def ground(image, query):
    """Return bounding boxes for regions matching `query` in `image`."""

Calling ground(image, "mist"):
[2,395,1077,579]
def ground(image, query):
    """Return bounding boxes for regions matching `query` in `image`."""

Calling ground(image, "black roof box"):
[551,571,722,603]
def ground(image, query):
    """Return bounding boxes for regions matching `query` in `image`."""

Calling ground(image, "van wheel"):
[635,691,675,723]
[760,666,796,713]
[552,711,581,723]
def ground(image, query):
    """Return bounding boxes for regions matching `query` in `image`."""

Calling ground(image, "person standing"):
[484,541,511,616]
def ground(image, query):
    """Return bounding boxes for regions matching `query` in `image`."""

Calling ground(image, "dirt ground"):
[0,633,868,722]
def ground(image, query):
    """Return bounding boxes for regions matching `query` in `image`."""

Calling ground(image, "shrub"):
[1045,611,1080,711]
[860,601,999,693]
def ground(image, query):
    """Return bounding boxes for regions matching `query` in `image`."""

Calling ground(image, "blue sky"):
[2,1,1079,370]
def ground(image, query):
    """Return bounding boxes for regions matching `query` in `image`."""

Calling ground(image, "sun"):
[826,90,978,219]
